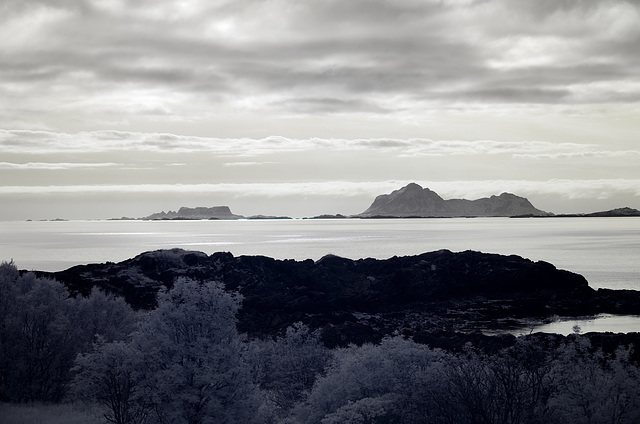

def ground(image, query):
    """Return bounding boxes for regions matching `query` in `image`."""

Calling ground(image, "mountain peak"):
[361,183,447,217]
[402,182,424,191]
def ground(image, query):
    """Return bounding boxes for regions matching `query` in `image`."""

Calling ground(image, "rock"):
[30,248,640,346]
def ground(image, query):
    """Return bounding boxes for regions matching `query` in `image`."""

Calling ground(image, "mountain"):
[143,206,244,220]
[359,183,551,217]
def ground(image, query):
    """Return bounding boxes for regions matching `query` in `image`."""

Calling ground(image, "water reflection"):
[508,314,640,336]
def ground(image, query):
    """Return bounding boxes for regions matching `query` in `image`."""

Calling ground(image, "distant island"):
[141,206,294,220]
[551,207,640,218]
[143,206,245,220]
[131,184,639,221]
[358,183,551,218]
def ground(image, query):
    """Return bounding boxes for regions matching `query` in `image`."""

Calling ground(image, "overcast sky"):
[1,0,640,219]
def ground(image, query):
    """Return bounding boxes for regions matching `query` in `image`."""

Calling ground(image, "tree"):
[319,394,399,424]
[1,261,139,403]
[290,336,445,424]
[0,261,20,401]
[549,337,640,424]
[442,337,556,424]
[249,322,331,417]
[72,338,147,424]
[72,286,137,350]
[0,266,78,401]
[87,278,266,424]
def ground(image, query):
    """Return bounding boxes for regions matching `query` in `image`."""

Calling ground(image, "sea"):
[2,217,639,334]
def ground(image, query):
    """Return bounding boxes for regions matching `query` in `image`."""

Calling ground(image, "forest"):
[1,260,640,424]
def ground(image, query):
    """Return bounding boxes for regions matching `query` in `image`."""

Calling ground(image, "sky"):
[1,0,640,220]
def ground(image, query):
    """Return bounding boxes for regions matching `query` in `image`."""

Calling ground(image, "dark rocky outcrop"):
[33,249,640,346]
[359,183,551,217]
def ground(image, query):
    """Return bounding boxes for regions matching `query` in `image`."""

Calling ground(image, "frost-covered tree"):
[72,338,147,424]
[549,337,640,424]
[318,393,399,424]
[0,261,138,403]
[0,261,20,401]
[0,265,78,401]
[289,336,445,424]
[128,278,264,424]
[72,287,137,350]
[249,322,331,417]
[442,337,557,424]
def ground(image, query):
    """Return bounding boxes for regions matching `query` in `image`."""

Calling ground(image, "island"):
[114,185,639,221]
[358,183,551,218]
[142,206,244,220]
[551,207,640,217]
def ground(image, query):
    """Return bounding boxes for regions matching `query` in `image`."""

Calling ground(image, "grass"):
[0,402,104,424]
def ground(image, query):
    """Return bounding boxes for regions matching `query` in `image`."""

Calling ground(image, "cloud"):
[222,161,275,167]
[425,179,640,201]
[1,0,639,130]
[273,97,392,114]
[0,181,394,197]
[398,139,590,157]
[513,150,640,160]
[0,129,595,157]
[2,179,639,202]
[0,162,122,170]
[0,130,308,154]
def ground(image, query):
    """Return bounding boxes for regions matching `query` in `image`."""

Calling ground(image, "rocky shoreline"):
[31,249,640,347]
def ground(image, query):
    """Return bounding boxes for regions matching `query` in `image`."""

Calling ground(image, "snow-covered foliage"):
[288,337,447,424]
[72,278,264,424]
[129,279,262,424]
[249,322,331,418]
[0,262,135,403]
[2,260,640,423]
[72,339,147,424]
[549,338,640,424]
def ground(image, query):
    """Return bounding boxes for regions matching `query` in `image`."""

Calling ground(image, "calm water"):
[521,314,640,336]
[1,217,638,290]
[2,217,639,334]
